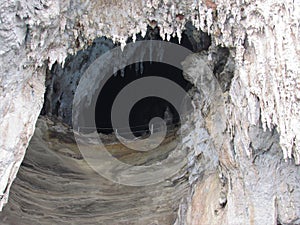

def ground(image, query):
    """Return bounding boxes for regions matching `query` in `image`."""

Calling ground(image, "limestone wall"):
[0,0,299,217]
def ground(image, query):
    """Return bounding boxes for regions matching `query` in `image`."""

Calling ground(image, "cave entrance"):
[41,22,211,136]
[0,23,236,225]
[95,61,193,137]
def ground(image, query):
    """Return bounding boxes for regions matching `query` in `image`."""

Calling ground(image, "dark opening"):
[41,22,212,132]
[95,61,193,136]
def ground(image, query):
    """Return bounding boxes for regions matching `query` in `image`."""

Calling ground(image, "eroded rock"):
[0,0,300,224]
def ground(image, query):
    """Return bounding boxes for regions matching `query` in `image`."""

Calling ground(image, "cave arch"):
[0,22,235,224]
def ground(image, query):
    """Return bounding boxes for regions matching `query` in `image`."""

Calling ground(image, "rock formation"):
[0,0,299,224]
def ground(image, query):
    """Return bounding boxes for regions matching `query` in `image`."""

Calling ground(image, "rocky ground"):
[0,116,189,225]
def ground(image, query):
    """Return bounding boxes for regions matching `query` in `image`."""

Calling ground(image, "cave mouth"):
[95,61,193,137]
[0,22,240,225]
[40,21,211,130]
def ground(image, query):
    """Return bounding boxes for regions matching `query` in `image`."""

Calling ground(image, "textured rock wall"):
[0,0,299,219]
[179,53,300,225]
[0,117,189,224]
[1,47,299,224]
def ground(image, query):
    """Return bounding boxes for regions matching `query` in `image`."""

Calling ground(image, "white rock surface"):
[180,53,300,225]
[0,0,299,216]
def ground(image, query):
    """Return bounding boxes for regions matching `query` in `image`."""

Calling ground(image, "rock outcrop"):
[0,0,299,224]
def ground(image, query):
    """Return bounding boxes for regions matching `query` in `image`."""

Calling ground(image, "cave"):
[94,61,192,136]
[0,25,214,224]
[1,1,300,225]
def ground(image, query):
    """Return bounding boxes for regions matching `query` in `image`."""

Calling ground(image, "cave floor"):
[0,117,188,225]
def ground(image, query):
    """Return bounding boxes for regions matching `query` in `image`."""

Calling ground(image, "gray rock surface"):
[179,53,300,225]
[0,117,190,224]
[0,0,300,224]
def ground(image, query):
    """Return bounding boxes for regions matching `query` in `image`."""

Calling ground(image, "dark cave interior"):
[93,24,203,136]
[95,61,193,136]
[41,22,212,137]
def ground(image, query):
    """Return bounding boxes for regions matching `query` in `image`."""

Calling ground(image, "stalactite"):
[1,0,300,218]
